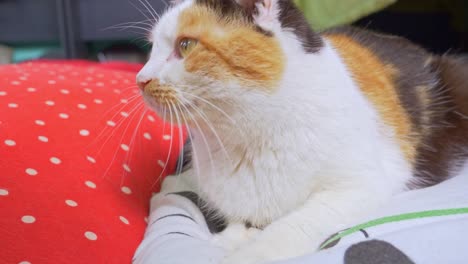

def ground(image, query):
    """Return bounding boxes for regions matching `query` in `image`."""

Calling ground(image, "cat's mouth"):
[142,79,198,124]
[143,80,179,106]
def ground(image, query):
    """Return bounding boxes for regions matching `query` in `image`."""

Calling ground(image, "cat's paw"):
[221,241,275,264]
[160,175,192,194]
[221,249,266,264]
[212,224,261,251]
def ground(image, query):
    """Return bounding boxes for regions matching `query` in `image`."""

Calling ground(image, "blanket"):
[133,162,468,264]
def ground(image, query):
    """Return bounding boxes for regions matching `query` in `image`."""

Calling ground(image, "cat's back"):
[323,26,468,187]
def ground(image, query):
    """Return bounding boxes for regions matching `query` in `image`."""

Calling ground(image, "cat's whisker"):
[137,0,159,22]
[178,97,233,166]
[176,100,217,189]
[109,25,153,34]
[143,0,162,19]
[100,102,146,181]
[106,20,154,30]
[128,0,156,23]
[151,100,175,189]
[171,102,190,191]
[175,104,203,196]
[122,107,149,187]
[179,91,237,125]
[91,94,142,146]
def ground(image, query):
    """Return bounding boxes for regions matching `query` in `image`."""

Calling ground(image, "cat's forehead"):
[152,0,194,37]
[153,0,250,42]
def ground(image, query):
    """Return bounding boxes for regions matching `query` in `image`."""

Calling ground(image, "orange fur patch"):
[177,5,284,91]
[326,34,417,163]
[144,79,177,106]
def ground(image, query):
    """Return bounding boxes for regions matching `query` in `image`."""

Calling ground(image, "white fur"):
[137,1,413,263]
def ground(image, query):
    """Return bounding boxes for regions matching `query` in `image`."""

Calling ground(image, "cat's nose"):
[137,78,152,92]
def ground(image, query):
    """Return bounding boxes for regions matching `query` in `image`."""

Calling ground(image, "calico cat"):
[136,0,468,263]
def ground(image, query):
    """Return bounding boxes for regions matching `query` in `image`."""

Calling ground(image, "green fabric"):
[320,207,468,249]
[294,0,397,30]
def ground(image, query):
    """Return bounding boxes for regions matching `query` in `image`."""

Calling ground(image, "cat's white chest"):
[185,128,318,227]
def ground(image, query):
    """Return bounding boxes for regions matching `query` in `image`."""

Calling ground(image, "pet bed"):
[134,167,468,264]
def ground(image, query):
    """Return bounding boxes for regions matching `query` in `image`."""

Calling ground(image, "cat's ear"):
[236,0,280,31]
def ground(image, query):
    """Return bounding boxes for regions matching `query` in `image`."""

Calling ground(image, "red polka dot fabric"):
[0,61,185,264]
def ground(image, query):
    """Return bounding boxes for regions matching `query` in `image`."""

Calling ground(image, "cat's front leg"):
[158,171,195,194]
[222,186,387,264]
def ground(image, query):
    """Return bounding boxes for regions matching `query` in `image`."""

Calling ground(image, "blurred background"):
[0,0,467,64]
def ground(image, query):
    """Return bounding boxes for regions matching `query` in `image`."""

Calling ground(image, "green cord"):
[320,207,468,250]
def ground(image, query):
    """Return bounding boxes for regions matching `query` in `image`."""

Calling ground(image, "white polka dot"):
[106,121,116,127]
[79,129,90,136]
[60,89,70,94]
[96,82,104,87]
[80,82,88,86]
[123,164,131,172]
[148,115,156,122]
[84,231,98,241]
[120,112,129,117]
[65,200,78,207]
[113,89,121,94]
[97,74,105,78]
[86,77,94,82]
[0,189,9,196]
[48,80,56,84]
[21,215,36,224]
[38,136,48,142]
[144,217,148,223]
[119,216,130,225]
[158,160,166,168]
[4,139,16,146]
[77,104,87,109]
[120,99,129,104]
[163,135,171,141]
[121,144,129,151]
[19,261,31,264]
[121,186,132,194]
[45,100,55,106]
[27,87,36,92]
[50,157,61,165]
[94,99,103,104]
[0,91,7,96]
[8,103,18,108]
[144,133,152,140]
[86,156,96,163]
[84,88,93,93]
[11,81,21,85]
[85,180,96,189]
[25,168,38,176]
[19,76,28,81]
[35,120,45,126]
[59,113,69,119]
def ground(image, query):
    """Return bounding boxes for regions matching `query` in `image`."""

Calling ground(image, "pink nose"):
[137,79,151,92]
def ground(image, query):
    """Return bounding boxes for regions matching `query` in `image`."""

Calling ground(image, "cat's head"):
[137,0,323,124]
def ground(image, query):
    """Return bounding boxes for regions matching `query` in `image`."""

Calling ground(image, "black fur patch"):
[325,26,437,133]
[413,56,468,186]
[175,139,192,175]
[277,0,323,53]
[169,191,228,234]
[195,0,323,53]
[325,27,468,187]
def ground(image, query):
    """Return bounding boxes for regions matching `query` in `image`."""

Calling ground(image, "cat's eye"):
[178,38,198,58]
